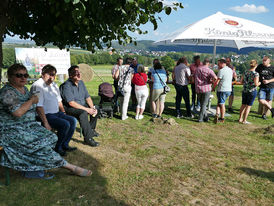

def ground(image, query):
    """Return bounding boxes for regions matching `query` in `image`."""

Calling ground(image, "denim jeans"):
[197,92,211,121]
[175,84,191,116]
[46,112,77,151]
[191,83,200,107]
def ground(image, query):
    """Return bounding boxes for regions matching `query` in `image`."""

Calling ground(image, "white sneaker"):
[139,115,144,120]
[122,116,128,121]
[135,115,139,120]
[243,121,252,124]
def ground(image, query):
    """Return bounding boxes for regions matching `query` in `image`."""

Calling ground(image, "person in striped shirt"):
[194,59,217,122]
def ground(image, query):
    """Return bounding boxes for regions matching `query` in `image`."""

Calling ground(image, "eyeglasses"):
[13,73,29,78]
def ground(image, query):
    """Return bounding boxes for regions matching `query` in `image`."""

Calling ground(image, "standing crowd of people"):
[112,56,273,124]
[0,55,273,180]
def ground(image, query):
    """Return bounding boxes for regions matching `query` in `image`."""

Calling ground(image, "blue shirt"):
[130,64,139,73]
[152,69,167,89]
[60,79,90,107]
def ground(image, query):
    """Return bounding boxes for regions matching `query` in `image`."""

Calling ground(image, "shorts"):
[152,88,166,103]
[217,91,231,104]
[258,87,274,101]
[242,90,257,106]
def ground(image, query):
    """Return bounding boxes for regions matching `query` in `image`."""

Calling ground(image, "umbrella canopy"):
[156,12,274,64]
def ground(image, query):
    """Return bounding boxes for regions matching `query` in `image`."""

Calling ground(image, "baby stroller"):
[98,82,115,118]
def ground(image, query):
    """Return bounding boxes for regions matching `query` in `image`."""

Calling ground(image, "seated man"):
[60,65,99,147]
[31,64,77,156]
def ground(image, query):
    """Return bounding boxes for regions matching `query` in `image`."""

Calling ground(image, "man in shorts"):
[212,59,233,123]
[256,56,274,119]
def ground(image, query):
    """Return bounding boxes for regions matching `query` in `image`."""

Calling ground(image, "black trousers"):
[64,105,97,139]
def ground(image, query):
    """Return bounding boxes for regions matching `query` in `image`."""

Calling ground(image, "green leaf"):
[165,7,172,15]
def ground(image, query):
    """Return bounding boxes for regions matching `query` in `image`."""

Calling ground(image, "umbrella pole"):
[212,39,217,68]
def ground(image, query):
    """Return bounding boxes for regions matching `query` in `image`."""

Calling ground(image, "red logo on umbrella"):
[225,20,239,26]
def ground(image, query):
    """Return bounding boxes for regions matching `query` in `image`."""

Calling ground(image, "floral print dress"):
[0,84,66,171]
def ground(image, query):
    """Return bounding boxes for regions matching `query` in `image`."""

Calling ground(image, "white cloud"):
[160,0,180,7]
[230,4,269,13]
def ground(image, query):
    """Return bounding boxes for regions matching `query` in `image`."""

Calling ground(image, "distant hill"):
[111,40,271,54]
[4,37,272,55]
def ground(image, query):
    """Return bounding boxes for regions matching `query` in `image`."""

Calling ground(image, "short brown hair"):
[42,64,57,75]
[7,63,27,78]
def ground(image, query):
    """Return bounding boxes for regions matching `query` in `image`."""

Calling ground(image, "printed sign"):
[15,48,70,75]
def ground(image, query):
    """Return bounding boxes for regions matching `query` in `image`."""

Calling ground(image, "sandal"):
[73,166,92,177]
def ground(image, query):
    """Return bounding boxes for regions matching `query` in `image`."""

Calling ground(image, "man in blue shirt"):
[130,57,139,109]
[60,65,99,147]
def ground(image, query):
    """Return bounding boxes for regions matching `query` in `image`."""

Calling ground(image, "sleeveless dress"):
[0,84,66,171]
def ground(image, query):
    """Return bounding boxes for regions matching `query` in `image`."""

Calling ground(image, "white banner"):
[15,48,70,75]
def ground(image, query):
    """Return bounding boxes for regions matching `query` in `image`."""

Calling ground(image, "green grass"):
[0,66,273,205]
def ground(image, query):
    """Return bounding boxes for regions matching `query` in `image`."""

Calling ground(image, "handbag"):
[117,66,131,97]
[155,70,170,94]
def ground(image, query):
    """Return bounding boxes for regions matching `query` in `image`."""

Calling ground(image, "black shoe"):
[84,138,99,147]
[92,130,100,137]
[228,108,233,113]
[55,149,67,156]
[63,146,77,152]
[203,116,210,122]
[262,114,267,120]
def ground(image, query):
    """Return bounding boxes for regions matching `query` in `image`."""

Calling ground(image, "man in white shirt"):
[31,65,77,156]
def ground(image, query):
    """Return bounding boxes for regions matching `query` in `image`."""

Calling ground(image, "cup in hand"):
[32,91,40,99]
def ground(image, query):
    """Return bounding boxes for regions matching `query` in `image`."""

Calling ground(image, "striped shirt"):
[194,65,217,93]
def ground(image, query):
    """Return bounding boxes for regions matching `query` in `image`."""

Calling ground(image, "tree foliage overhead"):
[1,0,183,52]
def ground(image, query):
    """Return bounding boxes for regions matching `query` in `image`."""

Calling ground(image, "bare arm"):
[234,75,244,85]
[114,68,120,80]
[58,102,66,113]
[212,78,220,91]
[254,76,261,87]
[68,99,96,115]
[262,78,274,85]
[36,106,52,130]
[12,95,38,117]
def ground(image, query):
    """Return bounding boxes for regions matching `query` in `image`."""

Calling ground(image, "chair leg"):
[5,168,10,186]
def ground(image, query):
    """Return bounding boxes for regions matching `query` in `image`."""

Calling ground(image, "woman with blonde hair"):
[238,60,260,124]
[132,65,148,119]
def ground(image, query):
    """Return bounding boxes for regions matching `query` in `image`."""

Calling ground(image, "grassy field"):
[0,65,273,206]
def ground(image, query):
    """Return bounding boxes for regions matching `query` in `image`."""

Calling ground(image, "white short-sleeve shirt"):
[31,78,61,114]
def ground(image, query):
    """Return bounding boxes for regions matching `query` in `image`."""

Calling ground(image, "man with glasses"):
[256,56,274,119]
[60,65,100,147]
[31,64,77,156]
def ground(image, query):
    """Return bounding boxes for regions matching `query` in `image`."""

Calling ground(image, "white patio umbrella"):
[156,12,274,65]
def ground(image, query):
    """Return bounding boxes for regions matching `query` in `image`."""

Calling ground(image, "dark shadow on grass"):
[0,150,130,206]
[237,167,274,182]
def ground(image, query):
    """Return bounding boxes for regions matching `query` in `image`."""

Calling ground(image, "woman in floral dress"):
[0,64,91,178]
[238,60,260,124]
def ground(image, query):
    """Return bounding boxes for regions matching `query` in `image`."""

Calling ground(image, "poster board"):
[15,48,70,75]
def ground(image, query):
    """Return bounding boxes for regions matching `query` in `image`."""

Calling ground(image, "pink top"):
[194,65,217,93]
[190,63,202,74]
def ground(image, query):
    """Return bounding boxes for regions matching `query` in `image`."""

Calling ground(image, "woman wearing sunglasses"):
[0,64,91,179]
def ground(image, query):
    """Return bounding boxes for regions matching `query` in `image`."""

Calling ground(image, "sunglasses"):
[13,73,29,78]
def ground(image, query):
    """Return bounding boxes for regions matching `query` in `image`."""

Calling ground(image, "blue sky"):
[131,0,274,41]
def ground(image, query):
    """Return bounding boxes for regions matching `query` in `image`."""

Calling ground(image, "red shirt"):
[132,73,147,86]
